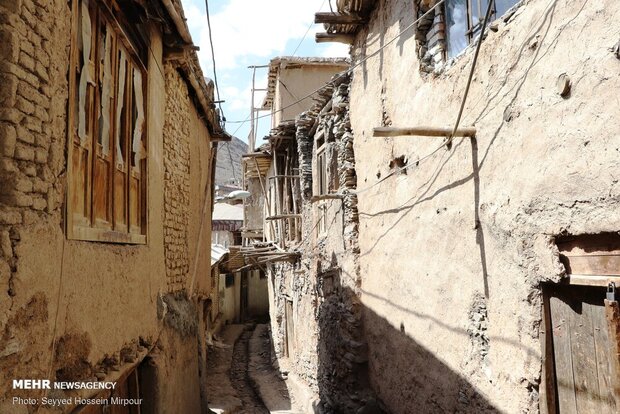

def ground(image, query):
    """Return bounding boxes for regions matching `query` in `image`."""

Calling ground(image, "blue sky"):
[181,0,349,143]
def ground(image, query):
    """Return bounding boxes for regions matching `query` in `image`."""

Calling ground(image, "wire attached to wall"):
[242,0,497,256]
[291,0,328,57]
[448,0,496,146]
[225,0,448,125]
[204,0,225,123]
[204,0,241,185]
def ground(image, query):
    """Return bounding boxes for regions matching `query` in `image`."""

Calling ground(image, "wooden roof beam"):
[316,33,356,44]
[314,12,366,25]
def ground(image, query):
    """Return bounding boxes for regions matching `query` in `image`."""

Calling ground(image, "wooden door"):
[545,285,619,413]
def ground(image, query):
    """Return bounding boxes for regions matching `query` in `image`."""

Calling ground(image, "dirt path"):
[229,325,270,413]
[248,324,298,412]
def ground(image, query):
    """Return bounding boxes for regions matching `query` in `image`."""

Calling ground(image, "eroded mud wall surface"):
[267,75,378,413]
[348,0,620,413]
[0,1,212,411]
[0,1,166,406]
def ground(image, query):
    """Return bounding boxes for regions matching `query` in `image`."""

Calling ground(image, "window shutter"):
[67,0,147,244]
[70,0,96,231]
[129,67,146,235]
[113,49,129,233]
[92,21,114,229]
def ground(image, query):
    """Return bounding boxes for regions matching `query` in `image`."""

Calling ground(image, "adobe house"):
[212,197,269,326]
[242,56,349,247]
[0,0,229,412]
[240,58,358,412]
[311,0,620,413]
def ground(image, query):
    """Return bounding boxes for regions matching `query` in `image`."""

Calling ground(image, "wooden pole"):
[373,126,477,138]
[253,158,276,240]
[266,214,302,220]
[311,194,344,202]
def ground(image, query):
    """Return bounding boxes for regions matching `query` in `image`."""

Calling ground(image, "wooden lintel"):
[311,194,344,202]
[373,126,477,138]
[265,214,302,221]
[564,275,620,287]
[315,12,365,25]
[242,152,271,158]
[316,33,356,44]
[268,175,300,179]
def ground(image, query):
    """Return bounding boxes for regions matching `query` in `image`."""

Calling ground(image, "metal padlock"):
[607,282,616,301]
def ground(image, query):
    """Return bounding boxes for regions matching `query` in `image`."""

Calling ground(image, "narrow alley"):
[207,324,300,414]
[0,0,619,414]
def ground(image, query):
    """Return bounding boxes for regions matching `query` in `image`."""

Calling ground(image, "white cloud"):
[320,43,350,58]
[181,0,350,139]
[185,0,327,72]
[222,73,268,112]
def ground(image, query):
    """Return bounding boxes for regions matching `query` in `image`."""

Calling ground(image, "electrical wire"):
[448,0,495,145]
[352,141,447,195]
[224,140,238,185]
[205,0,225,122]
[226,0,448,125]
[290,0,496,209]
[204,0,239,184]
[240,0,495,255]
[291,0,328,57]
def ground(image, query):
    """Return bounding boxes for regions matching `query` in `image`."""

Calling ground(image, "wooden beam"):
[268,175,301,179]
[565,275,620,287]
[314,12,365,25]
[242,152,271,158]
[316,33,356,44]
[265,214,302,221]
[311,194,344,202]
[373,126,477,138]
[163,45,201,62]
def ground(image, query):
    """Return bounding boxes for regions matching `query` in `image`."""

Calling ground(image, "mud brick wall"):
[163,64,191,293]
[0,0,69,318]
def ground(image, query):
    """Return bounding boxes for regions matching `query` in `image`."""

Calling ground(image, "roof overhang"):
[159,0,231,140]
[261,56,350,110]
[314,0,378,43]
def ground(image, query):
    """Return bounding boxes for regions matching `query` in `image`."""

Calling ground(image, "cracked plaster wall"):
[349,0,620,413]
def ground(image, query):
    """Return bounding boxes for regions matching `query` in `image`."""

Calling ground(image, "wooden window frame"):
[444,0,519,58]
[316,144,328,196]
[314,131,329,237]
[66,0,148,244]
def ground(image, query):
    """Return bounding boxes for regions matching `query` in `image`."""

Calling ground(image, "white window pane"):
[446,0,468,58]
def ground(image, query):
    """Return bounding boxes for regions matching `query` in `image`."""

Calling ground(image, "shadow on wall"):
[362,303,500,414]
[314,270,500,414]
